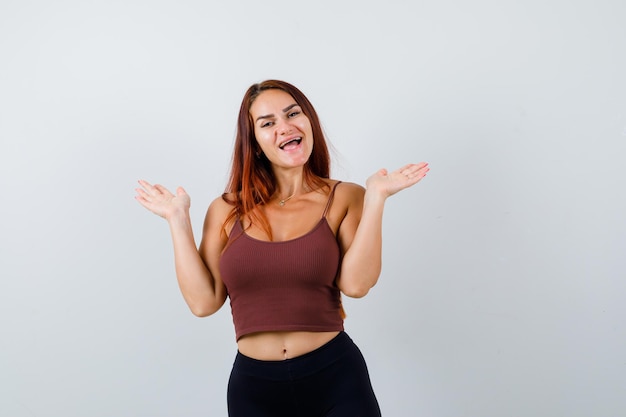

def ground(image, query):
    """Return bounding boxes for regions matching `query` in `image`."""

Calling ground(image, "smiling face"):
[249,89,314,171]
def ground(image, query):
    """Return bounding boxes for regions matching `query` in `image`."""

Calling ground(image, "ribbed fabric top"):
[219,182,344,340]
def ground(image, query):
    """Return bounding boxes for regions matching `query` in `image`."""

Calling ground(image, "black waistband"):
[232,332,355,381]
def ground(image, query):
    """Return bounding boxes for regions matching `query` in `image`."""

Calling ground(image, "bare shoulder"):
[325,181,364,232]
[208,193,235,214]
[335,180,364,193]
[204,193,237,234]
[334,181,365,205]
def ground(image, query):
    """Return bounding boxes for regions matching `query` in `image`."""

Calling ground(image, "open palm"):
[134,180,190,220]
[366,163,429,197]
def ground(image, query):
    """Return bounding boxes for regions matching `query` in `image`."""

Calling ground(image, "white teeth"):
[279,137,302,149]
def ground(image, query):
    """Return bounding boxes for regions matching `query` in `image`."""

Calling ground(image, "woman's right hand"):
[134,180,191,220]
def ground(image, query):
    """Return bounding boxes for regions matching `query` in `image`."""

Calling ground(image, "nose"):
[277,119,292,135]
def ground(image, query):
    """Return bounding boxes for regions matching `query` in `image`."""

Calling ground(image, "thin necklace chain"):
[278,192,296,207]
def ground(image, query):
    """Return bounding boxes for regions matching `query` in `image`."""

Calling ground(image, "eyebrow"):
[255,103,299,123]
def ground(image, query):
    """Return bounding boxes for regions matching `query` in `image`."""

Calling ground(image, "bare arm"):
[336,163,429,298]
[135,180,228,316]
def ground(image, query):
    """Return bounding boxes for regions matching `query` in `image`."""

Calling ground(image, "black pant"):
[227,332,382,417]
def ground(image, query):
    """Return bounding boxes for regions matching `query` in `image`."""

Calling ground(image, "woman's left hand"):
[366,162,429,198]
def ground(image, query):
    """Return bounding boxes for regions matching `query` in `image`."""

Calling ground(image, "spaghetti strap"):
[230,217,243,237]
[322,181,342,219]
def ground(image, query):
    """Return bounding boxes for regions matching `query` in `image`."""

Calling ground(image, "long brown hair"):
[222,80,331,239]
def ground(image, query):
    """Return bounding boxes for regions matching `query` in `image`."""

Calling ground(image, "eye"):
[288,110,301,118]
[260,121,274,128]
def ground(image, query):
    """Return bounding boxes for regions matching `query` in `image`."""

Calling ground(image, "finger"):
[408,166,429,182]
[409,164,429,178]
[399,162,427,173]
[154,184,173,197]
[396,166,416,180]
[138,179,154,190]
[410,166,429,179]
[400,163,428,178]
[135,189,163,209]
[134,193,153,209]
[138,179,161,196]
[135,188,151,200]
[396,165,415,178]
[397,169,428,187]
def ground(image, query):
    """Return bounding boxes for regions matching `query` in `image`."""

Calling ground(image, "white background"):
[1,0,625,416]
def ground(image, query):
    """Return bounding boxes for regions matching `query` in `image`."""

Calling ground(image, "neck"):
[272,169,307,206]
[273,168,305,197]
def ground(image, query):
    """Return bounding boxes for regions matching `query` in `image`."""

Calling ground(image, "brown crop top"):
[219,182,344,340]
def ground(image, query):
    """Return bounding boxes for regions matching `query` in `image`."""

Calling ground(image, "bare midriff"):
[237,330,341,360]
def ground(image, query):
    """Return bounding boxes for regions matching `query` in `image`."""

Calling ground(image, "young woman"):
[135,79,429,416]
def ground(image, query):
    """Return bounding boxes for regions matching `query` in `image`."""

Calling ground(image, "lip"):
[278,136,303,149]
